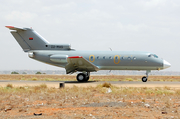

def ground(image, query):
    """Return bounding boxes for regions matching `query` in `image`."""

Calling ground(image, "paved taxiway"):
[0,80,180,88]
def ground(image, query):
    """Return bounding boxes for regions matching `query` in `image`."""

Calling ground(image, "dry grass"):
[0,75,180,118]
[0,84,180,118]
[6,84,13,88]
[102,82,112,88]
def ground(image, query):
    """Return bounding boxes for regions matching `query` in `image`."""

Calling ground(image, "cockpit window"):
[148,54,158,58]
[154,54,158,58]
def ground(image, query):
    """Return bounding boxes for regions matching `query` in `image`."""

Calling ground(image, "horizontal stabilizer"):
[5,26,27,31]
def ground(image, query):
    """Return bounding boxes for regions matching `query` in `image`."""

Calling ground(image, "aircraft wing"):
[65,56,99,74]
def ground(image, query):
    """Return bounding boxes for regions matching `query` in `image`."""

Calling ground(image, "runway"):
[1,80,180,88]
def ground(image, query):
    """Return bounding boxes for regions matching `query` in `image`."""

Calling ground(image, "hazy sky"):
[0,0,180,71]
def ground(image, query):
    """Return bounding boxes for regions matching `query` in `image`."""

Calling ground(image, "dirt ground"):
[0,75,180,119]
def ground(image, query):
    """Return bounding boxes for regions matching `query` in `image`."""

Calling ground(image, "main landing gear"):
[142,70,151,82]
[76,72,90,82]
[76,71,151,82]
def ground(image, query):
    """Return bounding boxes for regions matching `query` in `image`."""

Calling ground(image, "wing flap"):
[65,56,99,74]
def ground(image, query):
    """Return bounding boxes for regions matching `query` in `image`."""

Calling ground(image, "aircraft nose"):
[163,60,171,69]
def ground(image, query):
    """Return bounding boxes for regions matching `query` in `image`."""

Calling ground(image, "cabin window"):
[97,56,99,59]
[109,56,112,59]
[128,57,131,60]
[133,57,136,60]
[103,56,106,59]
[114,56,119,63]
[91,56,94,60]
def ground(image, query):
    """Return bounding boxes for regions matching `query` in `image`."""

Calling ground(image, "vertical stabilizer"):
[6,26,49,52]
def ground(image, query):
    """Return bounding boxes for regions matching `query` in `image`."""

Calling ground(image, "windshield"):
[148,54,158,58]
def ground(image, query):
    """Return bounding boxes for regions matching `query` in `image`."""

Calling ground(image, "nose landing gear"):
[142,70,151,82]
[142,76,148,82]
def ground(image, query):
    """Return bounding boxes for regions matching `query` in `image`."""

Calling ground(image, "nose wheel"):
[76,72,90,82]
[142,76,147,82]
[142,70,151,82]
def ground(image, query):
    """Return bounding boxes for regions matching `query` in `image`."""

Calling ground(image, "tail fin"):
[6,26,49,52]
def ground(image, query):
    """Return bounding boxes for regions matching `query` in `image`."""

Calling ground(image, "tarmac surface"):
[1,80,180,88]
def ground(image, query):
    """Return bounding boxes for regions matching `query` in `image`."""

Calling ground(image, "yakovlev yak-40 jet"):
[6,26,171,82]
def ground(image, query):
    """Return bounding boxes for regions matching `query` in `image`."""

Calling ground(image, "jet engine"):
[50,55,68,63]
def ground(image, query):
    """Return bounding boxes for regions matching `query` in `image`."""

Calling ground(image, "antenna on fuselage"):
[109,47,112,51]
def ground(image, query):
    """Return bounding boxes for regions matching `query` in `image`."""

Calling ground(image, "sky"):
[0,0,180,71]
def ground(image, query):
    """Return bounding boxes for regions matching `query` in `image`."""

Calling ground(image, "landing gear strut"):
[142,70,151,82]
[76,72,90,82]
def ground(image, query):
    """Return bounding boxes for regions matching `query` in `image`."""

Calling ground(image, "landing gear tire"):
[76,72,90,82]
[142,76,148,82]
[77,73,86,82]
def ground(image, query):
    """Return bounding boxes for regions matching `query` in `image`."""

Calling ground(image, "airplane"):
[6,26,171,82]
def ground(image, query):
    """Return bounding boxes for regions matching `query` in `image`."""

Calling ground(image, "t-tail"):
[6,26,72,52]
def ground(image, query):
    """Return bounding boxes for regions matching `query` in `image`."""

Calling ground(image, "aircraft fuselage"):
[30,50,164,71]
